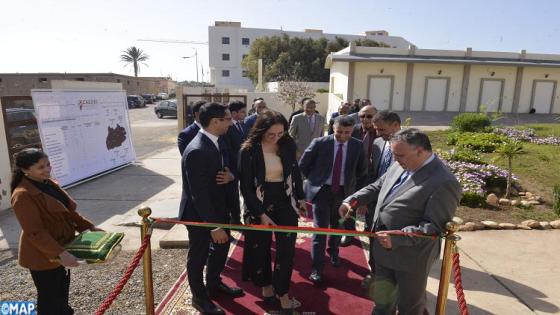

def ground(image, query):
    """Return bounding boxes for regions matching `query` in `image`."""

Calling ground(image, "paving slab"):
[159,224,189,249]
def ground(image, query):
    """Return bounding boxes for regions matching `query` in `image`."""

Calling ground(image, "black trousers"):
[247,182,298,296]
[186,225,230,299]
[30,266,74,315]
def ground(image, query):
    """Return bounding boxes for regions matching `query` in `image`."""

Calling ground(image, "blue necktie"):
[387,171,410,197]
[379,145,392,176]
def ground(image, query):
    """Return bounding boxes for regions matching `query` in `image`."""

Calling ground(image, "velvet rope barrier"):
[95,233,152,315]
[152,217,441,240]
[452,252,469,315]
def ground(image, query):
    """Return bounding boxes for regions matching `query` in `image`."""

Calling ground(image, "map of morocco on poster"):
[31,90,136,187]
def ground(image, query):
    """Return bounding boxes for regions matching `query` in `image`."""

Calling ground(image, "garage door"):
[424,78,448,111]
[368,77,393,110]
[479,79,503,112]
[531,81,555,114]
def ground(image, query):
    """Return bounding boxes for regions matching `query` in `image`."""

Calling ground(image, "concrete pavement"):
[1,145,559,314]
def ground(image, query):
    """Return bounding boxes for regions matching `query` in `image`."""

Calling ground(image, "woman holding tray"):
[11,148,103,315]
[239,110,307,314]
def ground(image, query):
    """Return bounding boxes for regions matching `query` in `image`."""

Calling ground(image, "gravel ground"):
[0,248,186,314]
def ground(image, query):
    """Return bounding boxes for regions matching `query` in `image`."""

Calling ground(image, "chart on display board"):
[31,90,136,187]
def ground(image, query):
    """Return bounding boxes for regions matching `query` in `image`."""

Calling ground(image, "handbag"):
[64,231,125,263]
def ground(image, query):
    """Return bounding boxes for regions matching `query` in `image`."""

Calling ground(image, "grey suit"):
[344,155,461,314]
[289,113,325,157]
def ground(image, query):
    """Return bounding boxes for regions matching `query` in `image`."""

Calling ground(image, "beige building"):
[326,44,560,115]
[0,73,176,97]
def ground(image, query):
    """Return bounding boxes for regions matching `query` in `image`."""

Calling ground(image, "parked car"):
[127,95,146,108]
[156,92,169,100]
[154,100,177,118]
[141,94,156,104]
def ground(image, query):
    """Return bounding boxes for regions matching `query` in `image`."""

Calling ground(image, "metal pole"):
[138,206,155,315]
[435,221,460,315]
[195,49,199,83]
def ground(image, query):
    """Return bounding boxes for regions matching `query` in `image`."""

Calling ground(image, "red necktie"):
[331,143,344,193]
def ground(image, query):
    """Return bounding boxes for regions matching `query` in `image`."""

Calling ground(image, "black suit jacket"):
[223,121,247,177]
[239,141,304,219]
[177,123,200,155]
[179,133,228,222]
[299,134,367,201]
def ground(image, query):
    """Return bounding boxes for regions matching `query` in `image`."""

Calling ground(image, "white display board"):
[31,90,136,187]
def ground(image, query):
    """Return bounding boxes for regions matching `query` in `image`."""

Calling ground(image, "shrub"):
[554,184,560,216]
[316,88,329,93]
[460,192,486,208]
[451,113,492,132]
[438,149,486,165]
[448,132,510,153]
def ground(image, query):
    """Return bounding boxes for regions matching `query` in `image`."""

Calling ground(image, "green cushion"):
[65,231,125,263]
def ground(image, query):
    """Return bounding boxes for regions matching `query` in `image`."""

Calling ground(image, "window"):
[116,79,121,83]
[38,78,48,83]
[242,37,250,45]
[0,78,3,83]
[242,70,248,77]
[127,80,130,85]
[222,70,230,77]
[75,78,84,81]
[222,53,230,61]
[137,82,140,86]
[222,37,230,44]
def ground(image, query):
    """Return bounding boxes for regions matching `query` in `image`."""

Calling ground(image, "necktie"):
[379,145,392,176]
[366,132,374,167]
[308,116,314,130]
[331,143,344,193]
[236,122,243,135]
[387,171,409,197]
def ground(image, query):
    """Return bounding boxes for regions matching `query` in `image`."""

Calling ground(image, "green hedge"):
[460,192,486,208]
[451,113,491,132]
[438,148,486,164]
[447,132,510,153]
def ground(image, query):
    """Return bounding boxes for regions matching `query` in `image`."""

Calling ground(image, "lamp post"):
[182,48,199,82]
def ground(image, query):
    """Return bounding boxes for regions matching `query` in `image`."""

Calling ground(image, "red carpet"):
[214,225,373,314]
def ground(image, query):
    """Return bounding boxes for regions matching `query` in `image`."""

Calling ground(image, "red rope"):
[452,252,469,315]
[95,233,151,315]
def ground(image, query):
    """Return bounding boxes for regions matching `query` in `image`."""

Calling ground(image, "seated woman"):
[10,148,103,315]
[239,110,307,314]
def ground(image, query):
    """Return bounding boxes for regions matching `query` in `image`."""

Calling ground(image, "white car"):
[157,92,169,100]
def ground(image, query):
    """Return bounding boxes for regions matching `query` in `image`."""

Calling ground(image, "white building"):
[208,21,413,91]
[326,44,560,116]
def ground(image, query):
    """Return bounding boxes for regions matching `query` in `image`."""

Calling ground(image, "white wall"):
[518,67,560,114]
[0,99,13,211]
[409,64,463,111]
[329,61,349,101]
[465,65,517,112]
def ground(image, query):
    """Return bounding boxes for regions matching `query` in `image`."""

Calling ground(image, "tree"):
[241,35,386,83]
[120,46,149,77]
[276,80,316,112]
[493,142,525,198]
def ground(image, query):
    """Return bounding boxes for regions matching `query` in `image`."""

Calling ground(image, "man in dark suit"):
[179,103,244,315]
[299,115,367,284]
[340,128,461,314]
[361,110,401,288]
[243,98,267,131]
[223,100,248,224]
[339,105,379,247]
[177,100,206,155]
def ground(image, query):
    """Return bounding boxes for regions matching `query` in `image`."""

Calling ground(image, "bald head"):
[358,105,378,130]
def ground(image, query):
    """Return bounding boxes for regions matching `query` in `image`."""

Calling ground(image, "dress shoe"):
[192,296,225,315]
[340,235,354,247]
[330,254,341,267]
[208,282,245,298]
[309,270,323,284]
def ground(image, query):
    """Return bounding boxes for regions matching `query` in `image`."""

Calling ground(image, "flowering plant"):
[494,127,560,146]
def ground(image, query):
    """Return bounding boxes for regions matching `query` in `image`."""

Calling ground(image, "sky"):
[1,0,559,82]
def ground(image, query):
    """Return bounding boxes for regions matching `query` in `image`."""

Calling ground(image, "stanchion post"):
[138,206,155,315]
[435,221,461,315]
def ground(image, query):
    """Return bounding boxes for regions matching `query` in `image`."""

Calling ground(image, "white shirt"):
[326,140,348,186]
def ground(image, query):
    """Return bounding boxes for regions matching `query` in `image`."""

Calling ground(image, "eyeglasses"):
[359,114,374,119]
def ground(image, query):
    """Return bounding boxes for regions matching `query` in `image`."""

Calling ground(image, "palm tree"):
[120,46,149,77]
[493,141,525,199]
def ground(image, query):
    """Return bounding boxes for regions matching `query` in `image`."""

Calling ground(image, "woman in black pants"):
[239,110,306,314]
